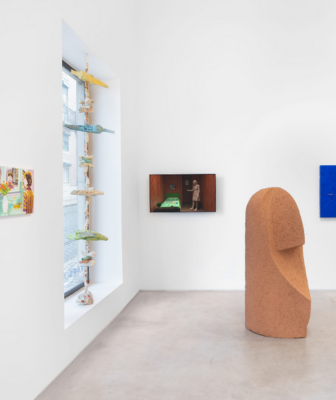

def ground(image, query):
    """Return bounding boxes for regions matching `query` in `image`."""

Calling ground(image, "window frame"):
[62,60,89,299]
[63,131,70,152]
[63,164,70,183]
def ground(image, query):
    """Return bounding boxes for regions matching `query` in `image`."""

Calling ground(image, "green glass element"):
[66,230,108,241]
[81,255,93,261]
[63,124,114,134]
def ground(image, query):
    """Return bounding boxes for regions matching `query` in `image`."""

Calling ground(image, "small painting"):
[320,165,336,217]
[170,184,176,190]
[0,166,34,217]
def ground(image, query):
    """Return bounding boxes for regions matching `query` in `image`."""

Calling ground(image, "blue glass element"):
[320,165,336,217]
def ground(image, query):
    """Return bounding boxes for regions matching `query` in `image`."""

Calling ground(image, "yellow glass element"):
[71,70,109,88]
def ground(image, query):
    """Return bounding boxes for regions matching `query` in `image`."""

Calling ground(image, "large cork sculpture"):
[245,188,311,338]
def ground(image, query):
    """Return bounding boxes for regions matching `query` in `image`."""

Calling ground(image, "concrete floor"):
[37,291,336,400]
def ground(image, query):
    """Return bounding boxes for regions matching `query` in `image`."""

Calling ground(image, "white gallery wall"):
[0,1,140,400]
[137,0,336,290]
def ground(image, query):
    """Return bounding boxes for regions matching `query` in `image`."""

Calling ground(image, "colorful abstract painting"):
[0,166,34,217]
[320,165,336,218]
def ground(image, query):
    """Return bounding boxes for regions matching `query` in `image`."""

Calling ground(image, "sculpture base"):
[246,324,307,339]
[76,291,93,305]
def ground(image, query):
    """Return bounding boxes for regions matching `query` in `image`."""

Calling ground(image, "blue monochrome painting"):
[320,165,336,217]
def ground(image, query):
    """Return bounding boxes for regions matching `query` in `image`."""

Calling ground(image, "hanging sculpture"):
[65,56,113,306]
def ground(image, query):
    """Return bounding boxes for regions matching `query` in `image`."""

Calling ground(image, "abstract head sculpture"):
[245,188,311,338]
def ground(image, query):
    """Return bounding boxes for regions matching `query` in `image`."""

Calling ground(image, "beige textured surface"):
[245,188,311,338]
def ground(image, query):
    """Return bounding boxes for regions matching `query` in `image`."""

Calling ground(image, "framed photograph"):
[150,174,216,213]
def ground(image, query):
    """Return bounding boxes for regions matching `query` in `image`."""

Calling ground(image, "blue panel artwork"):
[320,165,336,217]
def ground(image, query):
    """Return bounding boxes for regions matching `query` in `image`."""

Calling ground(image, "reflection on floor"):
[37,291,336,400]
[181,204,205,212]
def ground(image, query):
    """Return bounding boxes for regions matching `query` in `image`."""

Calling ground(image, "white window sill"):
[64,281,122,329]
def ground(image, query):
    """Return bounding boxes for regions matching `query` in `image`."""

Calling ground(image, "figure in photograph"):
[22,171,34,214]
[187,180,201,211]
[7,171,14,189]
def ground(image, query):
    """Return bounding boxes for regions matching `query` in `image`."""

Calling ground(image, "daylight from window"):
[62,70,85,294]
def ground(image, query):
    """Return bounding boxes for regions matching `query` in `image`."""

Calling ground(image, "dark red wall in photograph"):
[150,175,165,212]
[202,174,216,212]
